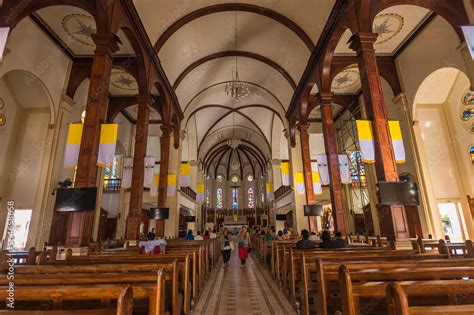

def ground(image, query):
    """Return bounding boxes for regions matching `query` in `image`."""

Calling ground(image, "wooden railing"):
[103,178,121,192]
[274,185,291,200]
[181,186,196,201]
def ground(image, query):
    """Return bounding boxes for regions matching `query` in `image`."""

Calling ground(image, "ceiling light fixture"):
[225,1,250,101]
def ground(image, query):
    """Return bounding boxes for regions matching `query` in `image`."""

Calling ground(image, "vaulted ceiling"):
[29,1,435,171]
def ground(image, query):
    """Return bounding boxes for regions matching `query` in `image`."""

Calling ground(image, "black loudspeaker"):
[149,208,169,220]
[54,188,97,212]
[276,214,287,221]
[304,205,323,216]
[185,216,196,222]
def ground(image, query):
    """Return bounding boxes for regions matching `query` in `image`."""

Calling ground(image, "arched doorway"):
[413,67,474,241]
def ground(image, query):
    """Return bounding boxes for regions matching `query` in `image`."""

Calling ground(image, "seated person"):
[203,230,211,240]
[309,231,320,241]
[296,229,316,249]
[264,230,274,241]
[335,231,347,248]
[319,230,338,249]
[185,229,194,240]
[283,229,290,240]
[276,230,284,240]
[260,230,266,239]
[147,228,156,241]
[194,231,204,240]
[210,229,217,239]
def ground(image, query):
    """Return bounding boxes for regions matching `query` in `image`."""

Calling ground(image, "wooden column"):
[65,34,118,247]
[350,33,410,243]
[320,92,348,235]
[156,124,172,237]
[299,123,317,232]
[125,96,150,240]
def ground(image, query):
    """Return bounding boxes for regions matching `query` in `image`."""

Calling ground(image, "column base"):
[377,204,410,243]
[125,215,141,240]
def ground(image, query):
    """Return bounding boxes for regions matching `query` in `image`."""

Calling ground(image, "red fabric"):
[238,247,249,260]
[152,246,161,254]
[139,246,146,254]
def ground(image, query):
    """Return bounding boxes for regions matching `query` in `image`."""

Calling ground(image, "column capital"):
[91,33,119,55]
[136,94,153,106]
[319,92,333,105]
[349,32,378,52]
[161,124,173,137]
[298,123,310,135]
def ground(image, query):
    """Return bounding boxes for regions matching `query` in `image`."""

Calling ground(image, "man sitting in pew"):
[319,230,338,249]
[296,230,316,249]
[334,231,347,248]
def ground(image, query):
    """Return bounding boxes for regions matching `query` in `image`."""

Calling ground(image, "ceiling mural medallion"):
[110,70,138,91]
[461,91,474,134]
[332,69,359,91]
[373,13,404,46]
[62,14,96,47]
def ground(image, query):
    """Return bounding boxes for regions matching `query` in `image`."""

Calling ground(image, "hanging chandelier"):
[225,1,250,101]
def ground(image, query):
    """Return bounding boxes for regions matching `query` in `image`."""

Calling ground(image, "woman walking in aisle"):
[221,228,232,268]
[238,226,251,267]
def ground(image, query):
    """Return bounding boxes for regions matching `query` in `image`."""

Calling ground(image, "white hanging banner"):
[310,162,323,195]
[462,26,474,60]
[143,156,155,188]
[338,154,351,184]
[356,120,375,163]
[388,120,406,164]
[316,154,330,185]
[295,172,305,195]
[122,157,133,188]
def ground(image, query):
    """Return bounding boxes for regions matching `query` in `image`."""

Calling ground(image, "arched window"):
[248,187,254,208]
[349,151,366,187]
[470,146,474,162]
[216,188,223,209]
[81,110,86,123]
[232,188,238,209]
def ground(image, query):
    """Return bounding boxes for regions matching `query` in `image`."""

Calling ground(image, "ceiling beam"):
[154,3,314,52]
[173,50,297,90]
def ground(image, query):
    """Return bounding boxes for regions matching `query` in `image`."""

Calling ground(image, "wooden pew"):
[48,254,190,314]
[386,282,474,315]
[336,263,474,315]
[4,262,178,315]
[0,284,134,315]
[299,254,469,315]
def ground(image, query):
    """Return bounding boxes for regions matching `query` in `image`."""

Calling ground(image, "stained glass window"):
[104,155,121,179]
[81,110,86,123]
[217,188,223,209]
[261,185,265,203]
[470,146,474,162]
[206,187,210,207]
[248,188,254,208]
[232,188,239,209]
[349,151,367,187]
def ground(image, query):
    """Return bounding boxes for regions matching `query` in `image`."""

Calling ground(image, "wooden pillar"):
[299,123,317,232]
[126,96,150,240]
[320,92,348,235]
[350,33,410,243]
[156,124,172,237]
[65,34,118,247]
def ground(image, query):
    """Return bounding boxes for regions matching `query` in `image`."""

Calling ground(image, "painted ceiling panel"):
[35,6,134,56]
[335,5,431,55]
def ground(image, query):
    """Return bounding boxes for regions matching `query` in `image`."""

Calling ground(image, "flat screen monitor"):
[54,188,97,212]
[185,216,196,222]
[149,208,169,220]
[378,181,420,206]
[304,205,324,216]
[276,214,287,221]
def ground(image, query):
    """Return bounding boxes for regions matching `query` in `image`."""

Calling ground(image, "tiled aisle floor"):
[193,251,297,315]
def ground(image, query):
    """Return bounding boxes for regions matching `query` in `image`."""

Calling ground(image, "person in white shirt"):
[194,231,204,241]
[210,229,217,239]
[309,232,320,241]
